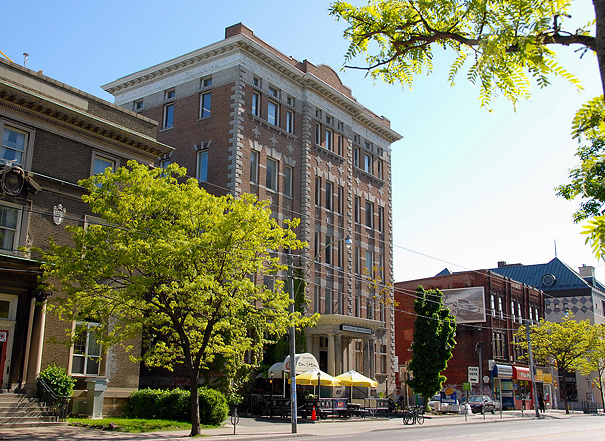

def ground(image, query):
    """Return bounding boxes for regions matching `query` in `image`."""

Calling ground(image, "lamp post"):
[317,371,322,399]
[270,371,274,399]
[288,234,352,433]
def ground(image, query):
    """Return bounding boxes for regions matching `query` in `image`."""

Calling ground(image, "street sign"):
[463,382,471,391]
[468,366,479,384]
[483,375,490,384]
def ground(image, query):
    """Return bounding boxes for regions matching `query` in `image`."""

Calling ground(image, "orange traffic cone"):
[311,405,317,421]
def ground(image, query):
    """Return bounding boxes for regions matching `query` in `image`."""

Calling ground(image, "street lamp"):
[317,371,321,399]
[270,371,274,399]
[288,234,352,433]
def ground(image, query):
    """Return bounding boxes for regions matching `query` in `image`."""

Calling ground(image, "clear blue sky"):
[3,1,603,282]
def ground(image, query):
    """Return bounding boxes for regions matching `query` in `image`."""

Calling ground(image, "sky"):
[3,0,604,282]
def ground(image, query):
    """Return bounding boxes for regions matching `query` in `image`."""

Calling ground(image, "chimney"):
[497,261,507,268]
[579,264,595,279]
[225,23,255,39]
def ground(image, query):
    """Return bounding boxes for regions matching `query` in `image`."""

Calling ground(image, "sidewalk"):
[0,409,585,441]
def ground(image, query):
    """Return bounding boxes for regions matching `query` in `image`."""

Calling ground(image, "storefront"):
[491,364,514,409]
[513,366,533,409]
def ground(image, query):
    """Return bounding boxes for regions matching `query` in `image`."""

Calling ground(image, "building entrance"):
[0,330,8,386]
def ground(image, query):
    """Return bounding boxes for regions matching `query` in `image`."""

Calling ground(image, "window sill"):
[197,116,212,122]
[250,115,297,140]
[160,127,174,133]
[312,144,345,162]
[354,166,384,185]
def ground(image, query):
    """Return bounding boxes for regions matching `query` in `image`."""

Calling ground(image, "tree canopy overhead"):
[330,0,595,107]
[39,161,310,436]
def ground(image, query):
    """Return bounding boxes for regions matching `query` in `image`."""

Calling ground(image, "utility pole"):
[288,253,297,433]
[526,320,540,418]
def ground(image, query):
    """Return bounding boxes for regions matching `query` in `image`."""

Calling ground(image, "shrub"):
[127,388,164,419]
[37,364,76,397]
[127,387,227,425]
[198,387,228,426]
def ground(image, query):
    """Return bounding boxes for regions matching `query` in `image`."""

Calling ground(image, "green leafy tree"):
[407,286,456,408]
[574,324,605,411]
[329,1,605,257]
[38,161,310,436]
[514,315,593,413]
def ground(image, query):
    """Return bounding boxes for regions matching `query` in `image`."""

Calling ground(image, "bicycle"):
[402,406,424,425]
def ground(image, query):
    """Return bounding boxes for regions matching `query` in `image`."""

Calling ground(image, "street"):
[289,416,605,441]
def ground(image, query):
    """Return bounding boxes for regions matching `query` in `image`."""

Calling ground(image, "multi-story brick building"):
[0,58,170,414]
[103,23,401,391]
[394,270,550,410]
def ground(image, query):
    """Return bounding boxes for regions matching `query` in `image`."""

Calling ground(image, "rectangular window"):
[498,297,504,319]
[287,96,294,106]
[491,294,496,318]
[163,103,174,129]
[0,204,19,251]
[354,134,360,144]
[253,77,261,88]
[133,99,143,112]
[200,92,211,118]
[353,147,359,167]
[250,151,259,184]
[518,303,523,321]
[315,123,321,145]
[379,254,385,281]
[366,250,373,273]
[160,158,170,169]
[252,92,260,116]
[511,301,516,322]
[325,288,333,314]
[165,89,175,100]
[325,235,332,265]
[315,232,321,261]
[355,246,361,274]
[367,299,373,320]
[378,206,384,233]
[365,201,374,229]
[337,186,344,215]
[315,177,321,207]
[326,181,333,211]
[286,110,294,134]
[267,101,279,126]
[364,153,373,174]
[325,128,333,151]
[492,332,506,359]
[266,158,278,191]
[337,135,342,156]
[354,196,361,223]
[202,77,212,87]
[72,322,101,375]
[197,150,208,182]
[284,165,293,197]
[326,115,332,126]
[337,240,343,268]
[338,292,343,315]
[314,285,320,314]
[93,155,116,175]
[316,109,322,119]
[376,159,383,179]
[268,87,278,98]
[1,126,27,166]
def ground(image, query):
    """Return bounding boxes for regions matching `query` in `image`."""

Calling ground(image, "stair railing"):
[36,377,70,421]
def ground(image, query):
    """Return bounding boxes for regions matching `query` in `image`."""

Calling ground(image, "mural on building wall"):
[442,287,486,323]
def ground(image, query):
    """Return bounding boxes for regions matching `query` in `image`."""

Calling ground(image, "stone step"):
[0,408,53,417]
[0,415,59,424]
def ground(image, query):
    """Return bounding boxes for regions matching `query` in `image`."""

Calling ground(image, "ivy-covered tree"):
[514,315,593,413]
[329,1,605,258]
[407,286,456,407]
[38,161,311,436]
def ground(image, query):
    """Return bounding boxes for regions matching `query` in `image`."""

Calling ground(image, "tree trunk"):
[593,0,605,97]
[559,367,569,414]
[189,370,201,437]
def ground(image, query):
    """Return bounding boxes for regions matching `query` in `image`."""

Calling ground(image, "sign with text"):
[468,366,479,384]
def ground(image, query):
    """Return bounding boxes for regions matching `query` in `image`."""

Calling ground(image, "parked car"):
[468,395,495,414]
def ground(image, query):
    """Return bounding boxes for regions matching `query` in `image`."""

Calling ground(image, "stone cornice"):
[103,34,402,144]
[1,80,172,158]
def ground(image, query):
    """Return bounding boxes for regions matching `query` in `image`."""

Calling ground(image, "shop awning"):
[513,366,532,381]
[492,364,513,379]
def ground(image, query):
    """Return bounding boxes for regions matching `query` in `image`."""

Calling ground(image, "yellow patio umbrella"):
[336,370,378,387]
[289,368,342,386]
[336,370,377,399]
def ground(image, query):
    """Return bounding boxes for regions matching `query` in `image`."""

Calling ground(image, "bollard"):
[231,408,240,435]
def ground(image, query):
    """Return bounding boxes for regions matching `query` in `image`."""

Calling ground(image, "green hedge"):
[37,364,76,397]
[127,387,227,425]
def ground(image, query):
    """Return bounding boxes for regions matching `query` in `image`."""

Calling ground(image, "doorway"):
[0,330,8,387]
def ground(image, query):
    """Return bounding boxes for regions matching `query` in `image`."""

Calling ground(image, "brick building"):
[0,58,170,413]
[395,270,551,410]
[103,23,402,391]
